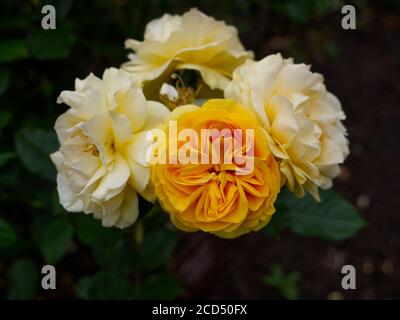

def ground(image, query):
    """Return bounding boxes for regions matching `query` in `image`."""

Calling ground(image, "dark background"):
[0,0,399,299]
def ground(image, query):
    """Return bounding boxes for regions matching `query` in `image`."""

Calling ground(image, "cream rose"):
[51,68,169,228]
[122,8,253,91]
[225,54,349,200]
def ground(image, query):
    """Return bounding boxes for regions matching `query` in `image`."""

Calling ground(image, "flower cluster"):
[52,8,348,238]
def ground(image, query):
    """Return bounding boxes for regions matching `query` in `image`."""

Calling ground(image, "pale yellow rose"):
[122,8,253,91]
[225,54,349,200]
[51,68,169,228]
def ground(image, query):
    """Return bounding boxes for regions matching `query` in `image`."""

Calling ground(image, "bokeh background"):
[0,0,399,299]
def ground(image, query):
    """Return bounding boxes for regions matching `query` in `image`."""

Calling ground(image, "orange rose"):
[150,99,281,238]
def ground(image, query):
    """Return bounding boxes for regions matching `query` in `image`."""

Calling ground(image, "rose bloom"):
[150,99,281,238]
[122,8,253,92]
[225,54,349,199]
[51,68,169,228]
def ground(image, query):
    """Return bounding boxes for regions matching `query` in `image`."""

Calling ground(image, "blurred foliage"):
[7,258,39,299]
[0,0,385,299]
[263,189,365,241]
[76,271,135,300]
[0,218,16,248]
[264,264,302,300]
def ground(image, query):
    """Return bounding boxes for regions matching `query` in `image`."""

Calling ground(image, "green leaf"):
[140,274,182,300]
[264,264,301,300]
[76,214,121,248]
[92,236,135,272]
[7,259,39,300]
[15,129,58,181]
[263,204,289,237]
[76,214,133,271]
[40,216,73,264]
[27,29,75,60]
[0,69,10,96]
[0,218,16,248]
[283,189,365,241]
[0,40,29,63]
[0,152,16,168]
[139,228,177,271]
[76,271,134,300]
[0,110,12,131]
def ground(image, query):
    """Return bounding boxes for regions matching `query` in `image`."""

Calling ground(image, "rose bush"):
[0,1,371,301]
[50,11,358,240]
[46,7,362,244]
